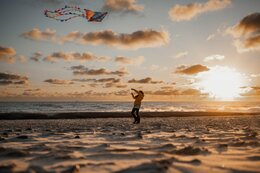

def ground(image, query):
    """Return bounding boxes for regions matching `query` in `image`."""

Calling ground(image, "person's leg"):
[136,108,140,123]
[131,108,137,123]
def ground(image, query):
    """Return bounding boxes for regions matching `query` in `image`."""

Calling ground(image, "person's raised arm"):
[131,88,138,94]
[131,93,135,99]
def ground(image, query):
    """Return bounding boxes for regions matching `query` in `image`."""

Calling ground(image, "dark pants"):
[131,108,140,123]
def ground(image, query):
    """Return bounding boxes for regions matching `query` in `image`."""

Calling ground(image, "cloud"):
[207,34,215,41]
[104,82,127,88]
[242,86,260,96]
[128,77,164,84]
[44,79,74,85]
[174,51,188,59]
[181,88,202,95]
[204,54,225,62]
[0,46,16,57]
[62,31,83,42]
[24,88,41,92]
[0,72,28,85]
[243,35,260,49]
[115,56,144,66]
[226,13,260,52]
[44,52,109,63]
[175,64,209,75]
[251,74,260,78]
[6,57,15,64]
[73,77,126,88]
[78,29,169,50]
[169,0,231,22]
[161,86,174,90]
[22,28,169,50]
[73,78,121,83]
[23,88,42,96]
[102,0,144,14]
[0,46,26,64]
[30,52,42,62]
[227,13,260,37]
[0,46,16,64]
[21,28,57,42]
[113,90,129,96]
[71,65,129,77]
[73,77,127,88]
[18,55,26,63]
[147,88,205,96]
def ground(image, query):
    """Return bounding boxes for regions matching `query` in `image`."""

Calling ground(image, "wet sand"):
[1,111,259,119]
[0,114,259,173]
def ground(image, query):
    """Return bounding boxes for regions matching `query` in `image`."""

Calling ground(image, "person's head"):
[139,90,144,96]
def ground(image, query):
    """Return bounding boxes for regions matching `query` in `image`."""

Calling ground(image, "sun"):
[197,66,246,100]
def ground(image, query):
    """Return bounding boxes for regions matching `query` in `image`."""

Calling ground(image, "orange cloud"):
[0,72,28,85]
[0,46,16,64]
[21,28,56,41]
[73,77,126,88]
[113,90,129,96]
[175,64,209,75]
[73,78,121,83]
[227,13,260,37]
[79,29,169,50]
[104,82,127,88]
[241,86,260,97]
[23,88,42,96]
[115,56,144,66]
[30,52,42,62]
[0,46,16,57]
[128,77,164,84]
[169,0,231,21]
[243,35,260,49]
[62,31,83,42]
[18,55,26,63]
[71,65,128,77]
[226,13,260,52]
[24,88,41,92]
[147,87,206,96]
[44,79,74,85]
[44,52,109,63]
[102,0,144,13]
[22,28,169,50]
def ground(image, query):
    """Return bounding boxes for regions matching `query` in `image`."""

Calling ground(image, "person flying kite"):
[44,5,108,22]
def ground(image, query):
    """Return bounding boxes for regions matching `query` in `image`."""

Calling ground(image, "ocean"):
[0,101,260,114]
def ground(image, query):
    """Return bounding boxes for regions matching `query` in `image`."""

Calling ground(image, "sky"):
[0,0,259,101]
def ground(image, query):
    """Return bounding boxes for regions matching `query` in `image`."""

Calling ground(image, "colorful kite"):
[44,5,108,22]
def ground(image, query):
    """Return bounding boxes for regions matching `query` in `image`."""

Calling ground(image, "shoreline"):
[0,111,259,120]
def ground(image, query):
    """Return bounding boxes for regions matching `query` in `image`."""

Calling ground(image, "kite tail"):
[44,5,108,22]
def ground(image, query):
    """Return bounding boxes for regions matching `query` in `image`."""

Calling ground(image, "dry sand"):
[0,115,259,173]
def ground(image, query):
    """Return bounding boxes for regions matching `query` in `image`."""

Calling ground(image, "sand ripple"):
[0,115,259,173]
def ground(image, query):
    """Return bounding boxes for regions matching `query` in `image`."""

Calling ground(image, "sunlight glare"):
[197,66,246,100]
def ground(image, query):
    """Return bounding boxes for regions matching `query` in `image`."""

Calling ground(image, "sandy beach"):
[1,0,260,172]
[0,114,259,173]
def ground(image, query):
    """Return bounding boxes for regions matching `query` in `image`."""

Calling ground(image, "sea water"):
[0,101,260,114]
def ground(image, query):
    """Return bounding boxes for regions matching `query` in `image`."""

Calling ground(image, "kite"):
[44,5,108,22]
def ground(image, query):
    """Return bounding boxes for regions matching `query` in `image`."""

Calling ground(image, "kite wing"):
[44,5,107,22]
[84,9,108,22]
